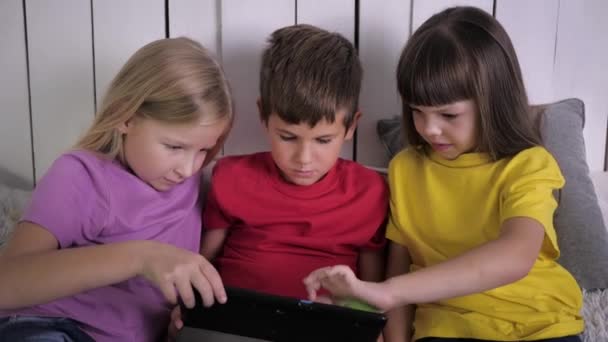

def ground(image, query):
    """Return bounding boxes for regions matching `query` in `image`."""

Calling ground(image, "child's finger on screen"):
[190,269,215,307]
[315,295,334,304]
[198,259,227,304]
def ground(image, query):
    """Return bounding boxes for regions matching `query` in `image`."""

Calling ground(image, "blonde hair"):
[76,37,233,167]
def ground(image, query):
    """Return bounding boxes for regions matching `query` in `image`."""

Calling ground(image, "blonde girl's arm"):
[382,242,414,342]
[0,221,226,310]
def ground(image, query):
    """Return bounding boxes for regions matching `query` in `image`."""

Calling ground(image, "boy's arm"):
[358,246,386,342]
[200,228,228,260]
[383,242,413,342]
[358,246,385,283]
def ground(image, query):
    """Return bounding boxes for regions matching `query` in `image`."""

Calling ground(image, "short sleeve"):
[500,147,565,257]
[22,153,110,248]
[202,161,233,230]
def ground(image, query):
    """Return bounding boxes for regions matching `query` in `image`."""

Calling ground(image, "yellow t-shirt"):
[386,146,584,341]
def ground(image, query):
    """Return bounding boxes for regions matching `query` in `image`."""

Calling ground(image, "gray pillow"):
[376,98,608,289]
[540,98,608,289]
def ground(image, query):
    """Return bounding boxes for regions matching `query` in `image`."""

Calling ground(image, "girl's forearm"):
[383,221,544,308]
[0,240,149,310]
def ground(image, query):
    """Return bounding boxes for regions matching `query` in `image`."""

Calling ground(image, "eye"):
[316,138,331,144]
[279,135,296,141]
[165,144,182,150]
[441,113,458,120]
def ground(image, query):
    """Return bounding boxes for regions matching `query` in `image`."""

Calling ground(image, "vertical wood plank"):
[297,0,354,41]
[26,0,95,181]
[93,0,165,104]
[296,0,356,159]
[168,0,219,57]
[553,0,608,171]
[412,0,493,32]
[358,0,411,167]
[0,0,33,188]
[495,0,559,104]
[221,0,295,156]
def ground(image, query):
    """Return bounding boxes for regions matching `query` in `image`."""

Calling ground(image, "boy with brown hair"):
[201,24,388,299]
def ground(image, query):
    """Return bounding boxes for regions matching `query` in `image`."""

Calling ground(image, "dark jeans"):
[0,316,95,342]
[418,336,581,342]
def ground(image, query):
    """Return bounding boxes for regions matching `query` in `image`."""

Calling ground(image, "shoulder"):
[501,146,564,190]
[505,146,561,175]
[209,152,271,192]
[213,152,268,175]
[337,159,387,193]
[388,147,424,174]
[43,150,112,184]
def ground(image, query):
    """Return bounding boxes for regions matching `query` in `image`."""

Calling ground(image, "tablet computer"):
[177,286,387,342]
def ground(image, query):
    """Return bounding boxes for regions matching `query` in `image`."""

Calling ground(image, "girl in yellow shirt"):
[304,6,583,342]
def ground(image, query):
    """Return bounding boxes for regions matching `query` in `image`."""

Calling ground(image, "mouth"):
[431,143,452,152]
[163,178,180,185]
[292,170,315,178]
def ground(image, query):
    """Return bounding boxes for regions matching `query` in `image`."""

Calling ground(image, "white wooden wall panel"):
[26,0,95,182]
[1,1,606,185]
[221,0,295,156]
[297,0,354,41]
[412,0,493,32]
[358,0,411,167]
[495,0,559,105]
[169,0,219,58]
[297,0,355,160]
[92,0,165,106]
[553,0,608,171]
[0,0,33,189]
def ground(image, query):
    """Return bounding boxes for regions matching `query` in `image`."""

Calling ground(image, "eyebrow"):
[410,104,459,112]
[163,137,208,149]
[276,128,337,139]
[163,137,188,145]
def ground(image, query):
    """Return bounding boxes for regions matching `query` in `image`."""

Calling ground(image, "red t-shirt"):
[204,152,388,299]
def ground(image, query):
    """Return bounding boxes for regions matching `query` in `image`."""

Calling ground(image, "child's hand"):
[304,265,394,312]
[303,265,361,301]
[138,241,226,308]
[167,305,183,342]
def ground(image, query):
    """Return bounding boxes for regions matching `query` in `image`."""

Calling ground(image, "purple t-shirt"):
[1,150,203,341]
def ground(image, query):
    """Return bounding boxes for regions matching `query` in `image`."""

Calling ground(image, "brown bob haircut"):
[397,6,541,160]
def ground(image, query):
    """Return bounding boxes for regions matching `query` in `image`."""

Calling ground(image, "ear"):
[344,111,362,141]
[117,116,136,134]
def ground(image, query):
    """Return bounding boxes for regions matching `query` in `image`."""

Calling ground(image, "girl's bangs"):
[401,36,473,106]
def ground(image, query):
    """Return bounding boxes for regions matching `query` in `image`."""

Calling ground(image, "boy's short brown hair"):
[259,24,362,129]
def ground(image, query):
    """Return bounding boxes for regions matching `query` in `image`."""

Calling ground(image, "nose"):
[295,142,313,166]
[175,153,204,179]
[420,115,442,137]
